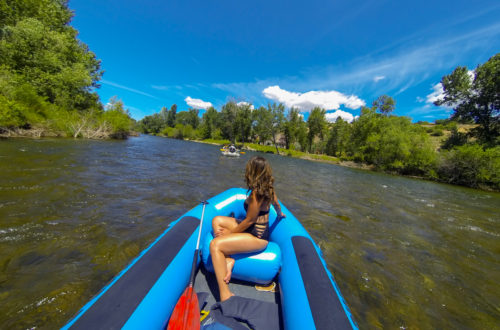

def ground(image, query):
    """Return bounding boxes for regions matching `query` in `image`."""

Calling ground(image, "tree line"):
[139,54,499,190]
[0,0,133,138]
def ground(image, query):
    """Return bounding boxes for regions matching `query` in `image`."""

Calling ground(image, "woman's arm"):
[230,194,260,233]
[272,192,285,218]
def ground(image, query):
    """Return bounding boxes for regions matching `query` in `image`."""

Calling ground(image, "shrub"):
[430,128,444,136]
[437,144,500,189]
[100,109,132,138]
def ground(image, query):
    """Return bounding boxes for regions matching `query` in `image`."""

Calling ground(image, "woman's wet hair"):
[245,156,274,203]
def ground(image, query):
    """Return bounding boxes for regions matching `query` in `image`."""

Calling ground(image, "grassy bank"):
[191,138,376,170]
[187,137,497,191]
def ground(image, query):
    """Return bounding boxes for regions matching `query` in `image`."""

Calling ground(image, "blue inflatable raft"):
[63,188,357,329]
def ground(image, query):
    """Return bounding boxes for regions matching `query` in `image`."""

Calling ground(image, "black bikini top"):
[244,200,270,217]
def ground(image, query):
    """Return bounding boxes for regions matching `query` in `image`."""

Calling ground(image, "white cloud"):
[262,85,365,112]
[426,83,445,104]
[237,101,255,110]
[425,70,474,106]
[184,96,213,109]
[373,75,386,82]
[325,110,358,123]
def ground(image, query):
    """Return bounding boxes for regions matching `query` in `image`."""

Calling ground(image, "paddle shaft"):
[167,201,208,330]
[188,201,208,287]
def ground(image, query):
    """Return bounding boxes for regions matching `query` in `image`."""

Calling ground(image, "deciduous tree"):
[435,53,499,145]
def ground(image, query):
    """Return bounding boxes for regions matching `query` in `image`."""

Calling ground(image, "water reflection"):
[0,135,498,328]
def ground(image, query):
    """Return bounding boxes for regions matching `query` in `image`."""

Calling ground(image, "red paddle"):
[167,201,208,330]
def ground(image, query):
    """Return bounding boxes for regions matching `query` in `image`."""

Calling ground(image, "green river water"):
[0,135,498,329]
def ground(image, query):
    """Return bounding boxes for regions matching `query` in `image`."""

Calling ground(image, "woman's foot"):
[220,292,235,302]
[224,258,235,284]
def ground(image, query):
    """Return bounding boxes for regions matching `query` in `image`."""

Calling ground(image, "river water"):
[0,135,498,329]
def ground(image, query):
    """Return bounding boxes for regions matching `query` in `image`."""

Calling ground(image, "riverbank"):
[194,138,375,170]
[0,127,63,138]
[190,138,500,192]
[0,127,139,139]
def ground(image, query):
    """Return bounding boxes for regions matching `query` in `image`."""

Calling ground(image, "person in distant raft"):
[210,156,285,302]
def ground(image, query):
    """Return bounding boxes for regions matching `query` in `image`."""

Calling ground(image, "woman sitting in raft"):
[210,156,285,302]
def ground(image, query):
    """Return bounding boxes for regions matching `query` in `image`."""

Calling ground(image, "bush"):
[100,109,132,138]
[437,144,500,189]
[441,127,468,150]
[0,95,28,128]
[430,128,444,136]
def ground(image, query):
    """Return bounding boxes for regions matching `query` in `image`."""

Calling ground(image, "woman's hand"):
[215,227,231,237]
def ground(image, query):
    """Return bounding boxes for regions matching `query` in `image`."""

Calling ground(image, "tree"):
[166,104,177,127]
[0,17,102,110]
[307,107,327,152]
[235,103,253,144]
[252,106,272,145]
[268,103,285,154]
[283,107,302,149]
[435,53,499,145]
[220,102,238,142]
[0,0,113,136]
[372,95,396,115]
[101,96,132,138]
[175,109,199,128]
[200,106,219,139]
[437,144,500,189]
[326,117,351,157]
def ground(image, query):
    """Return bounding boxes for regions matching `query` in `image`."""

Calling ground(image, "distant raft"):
[221,150,241,157]
[63,188,357,330]
[221,145,241,157]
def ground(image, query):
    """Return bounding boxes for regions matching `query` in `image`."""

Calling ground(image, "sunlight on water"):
[0,135,498,328]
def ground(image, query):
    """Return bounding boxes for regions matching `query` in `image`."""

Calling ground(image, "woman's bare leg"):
[212,215,238,237]
[211,216,238,284]
[224,257,235,284]
[210,233,268,301]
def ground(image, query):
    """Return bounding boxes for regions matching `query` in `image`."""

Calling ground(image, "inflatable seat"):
[201,233,281,285]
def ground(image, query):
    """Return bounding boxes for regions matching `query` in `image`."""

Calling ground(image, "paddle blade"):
[167,286,200,330]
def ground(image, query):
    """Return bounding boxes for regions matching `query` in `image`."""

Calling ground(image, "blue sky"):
[69,0,500,122]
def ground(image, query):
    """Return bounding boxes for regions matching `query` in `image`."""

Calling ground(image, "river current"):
[0,135,498,328]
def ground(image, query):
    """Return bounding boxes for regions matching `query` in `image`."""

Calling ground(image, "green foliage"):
[307,107,327,152]
[268,103,285,153]
[219,102,239,142]
[283,107,301,149]
[441,127,468,150]
[430,127,444,136]
[0,93,28,128]
[0,77,50,128]
[252,105,273,144]
[0,0,73,32]
[176,109,199,128]
[0,0,131,138]
[101,109,132,138]
[372,95,396,115]
[0,17,102,110]
[349,109,436,175]
[199,106,220,139]
[437,144,500,189]
[235,103,252,143]
[435,53,499,145]
[326,117,352,157]
[166,104,177,127]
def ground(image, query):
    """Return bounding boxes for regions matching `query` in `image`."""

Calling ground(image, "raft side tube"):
[273,201,357,330]
[292,236,356,330]
[63,216,200,330]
